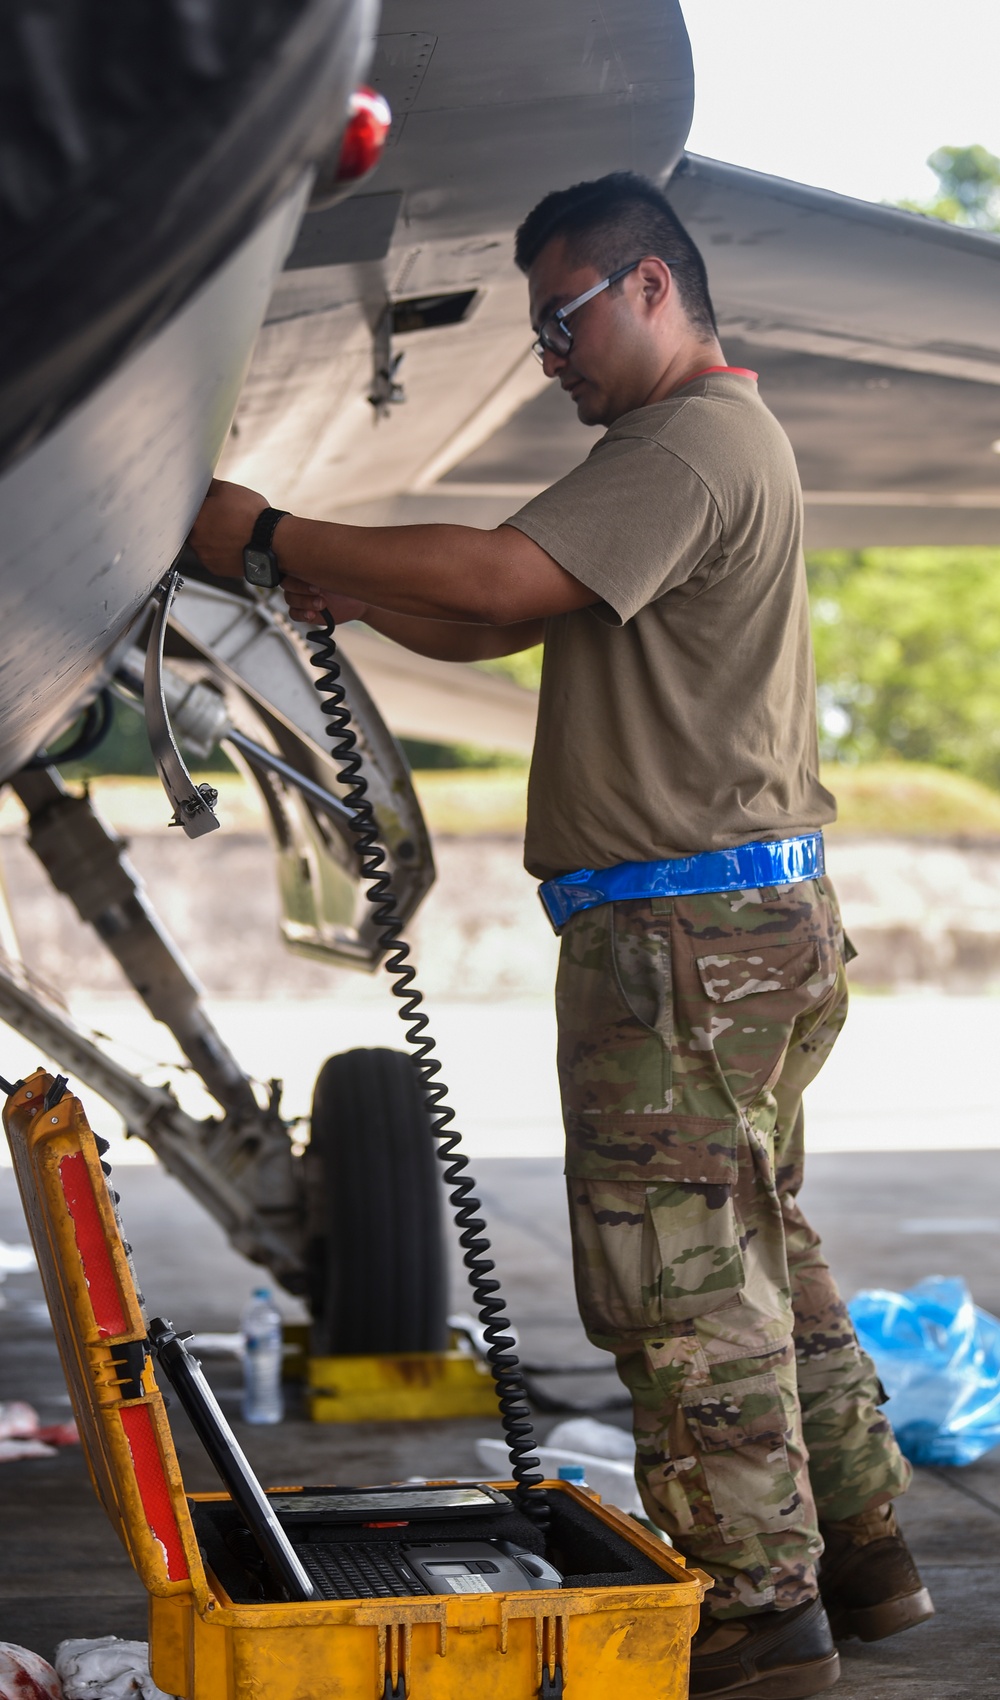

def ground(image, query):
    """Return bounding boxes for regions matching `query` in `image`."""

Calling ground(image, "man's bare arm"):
[358,609,545,662]
[277,515,584,623]
[188,480,597,624]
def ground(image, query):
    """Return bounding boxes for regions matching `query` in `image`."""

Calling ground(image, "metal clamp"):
[143,570,220,838]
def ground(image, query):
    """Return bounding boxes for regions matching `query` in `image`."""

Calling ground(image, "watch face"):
[244,547,278,588]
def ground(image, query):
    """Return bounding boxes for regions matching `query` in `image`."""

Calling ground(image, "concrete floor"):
[2,1152,1000,1696]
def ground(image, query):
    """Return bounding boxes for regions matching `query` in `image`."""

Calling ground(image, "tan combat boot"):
[818,1502,934,1643]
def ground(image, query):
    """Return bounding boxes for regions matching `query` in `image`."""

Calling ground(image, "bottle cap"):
[558,1465,587,1483]
[252,1287,272,1299]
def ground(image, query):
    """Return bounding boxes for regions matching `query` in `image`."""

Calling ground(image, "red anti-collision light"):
[335,87,392,184]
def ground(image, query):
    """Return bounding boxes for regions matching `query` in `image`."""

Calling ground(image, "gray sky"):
[684,1,1000,206]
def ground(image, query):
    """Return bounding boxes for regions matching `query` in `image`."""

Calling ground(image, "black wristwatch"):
[243,507,290,588]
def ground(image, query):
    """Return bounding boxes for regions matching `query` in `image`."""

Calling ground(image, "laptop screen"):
[148,1316,315,1601]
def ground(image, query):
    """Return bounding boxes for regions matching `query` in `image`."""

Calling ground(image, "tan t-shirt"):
[505,370,836,881]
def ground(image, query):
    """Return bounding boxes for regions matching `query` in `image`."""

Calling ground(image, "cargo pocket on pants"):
[567,1178,747,1337]
[689,937,838,1116]
[644,1180,746,1325]
[680,1370,800,1542]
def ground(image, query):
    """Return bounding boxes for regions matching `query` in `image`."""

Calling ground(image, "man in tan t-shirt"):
[514,360,835,879]
[191,172,930,1696]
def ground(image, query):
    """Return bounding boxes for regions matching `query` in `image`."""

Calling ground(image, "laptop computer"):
[149,1316,561,1604]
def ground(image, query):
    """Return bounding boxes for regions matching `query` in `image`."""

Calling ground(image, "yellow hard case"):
[3,1070,708,1699]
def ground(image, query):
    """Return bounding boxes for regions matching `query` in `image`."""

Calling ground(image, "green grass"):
[411,768,529,835]
[413,762,1000,839]
[824,762,1000,837]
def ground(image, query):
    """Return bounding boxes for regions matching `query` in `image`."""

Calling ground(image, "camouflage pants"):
[555,876,911,1619]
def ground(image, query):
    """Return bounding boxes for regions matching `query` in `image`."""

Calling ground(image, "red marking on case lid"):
[58,1152,127,1338]
[120,1402,190,1580]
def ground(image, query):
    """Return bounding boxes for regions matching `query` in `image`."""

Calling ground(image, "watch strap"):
[249,507,290,553]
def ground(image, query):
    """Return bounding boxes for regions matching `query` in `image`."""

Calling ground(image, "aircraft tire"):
[305,1047,449,1356]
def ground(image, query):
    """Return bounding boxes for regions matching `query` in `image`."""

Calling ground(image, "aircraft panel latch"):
[143,569,220,839]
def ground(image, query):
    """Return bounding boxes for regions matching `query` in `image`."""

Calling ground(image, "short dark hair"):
[514,170,717,339]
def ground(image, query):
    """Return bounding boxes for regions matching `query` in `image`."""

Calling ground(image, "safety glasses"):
[531,259,644,362]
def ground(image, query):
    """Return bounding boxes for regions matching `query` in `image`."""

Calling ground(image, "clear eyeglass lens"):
[534,320,571,362]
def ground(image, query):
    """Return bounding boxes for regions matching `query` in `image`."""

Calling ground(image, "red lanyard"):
[682,365,758,383]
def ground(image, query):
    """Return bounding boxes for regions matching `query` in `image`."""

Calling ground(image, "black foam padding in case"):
[192,1501,270,1603]
[543,1490,676,1590]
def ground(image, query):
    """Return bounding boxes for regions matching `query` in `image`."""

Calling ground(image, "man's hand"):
[282,575,367,626]
[188,479,270,578]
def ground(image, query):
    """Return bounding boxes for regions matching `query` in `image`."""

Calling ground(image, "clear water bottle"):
[241,1287,284,1424]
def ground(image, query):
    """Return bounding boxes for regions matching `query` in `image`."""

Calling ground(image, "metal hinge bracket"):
[143,569,220,838]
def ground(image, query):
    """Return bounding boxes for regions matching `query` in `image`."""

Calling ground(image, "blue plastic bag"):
[848,1276,1000,1466]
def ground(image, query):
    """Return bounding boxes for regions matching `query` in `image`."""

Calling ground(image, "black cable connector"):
[24,689,114,771]
[308,614,548,1527]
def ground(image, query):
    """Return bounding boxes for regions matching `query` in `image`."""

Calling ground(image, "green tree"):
[479,645,543,692]
[900,143,1000,230]
[808,548,1000,786]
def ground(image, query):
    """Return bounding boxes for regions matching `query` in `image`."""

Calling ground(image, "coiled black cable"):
[24,688,114,770]
[308,614,548,1527]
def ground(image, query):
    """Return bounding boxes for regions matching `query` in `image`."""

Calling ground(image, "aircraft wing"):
[410,154,1000,554]
[669,154,1000,546]
[668,153,1000,387]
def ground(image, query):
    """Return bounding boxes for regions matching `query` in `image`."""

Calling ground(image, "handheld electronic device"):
[266,1484,512,1523]
[404,1543,562,1595]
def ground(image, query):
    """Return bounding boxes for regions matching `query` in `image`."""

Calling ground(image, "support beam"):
[12,768,257,1120]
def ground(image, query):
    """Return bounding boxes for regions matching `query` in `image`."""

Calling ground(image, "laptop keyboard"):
[298,1541,429,1600]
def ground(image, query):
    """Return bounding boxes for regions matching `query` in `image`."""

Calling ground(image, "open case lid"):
[3,1069,207,1602]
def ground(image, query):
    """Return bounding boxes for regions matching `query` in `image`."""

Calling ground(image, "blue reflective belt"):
[538,833,825,932]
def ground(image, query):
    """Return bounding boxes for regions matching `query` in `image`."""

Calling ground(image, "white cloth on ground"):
[55,1638,177,1700]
